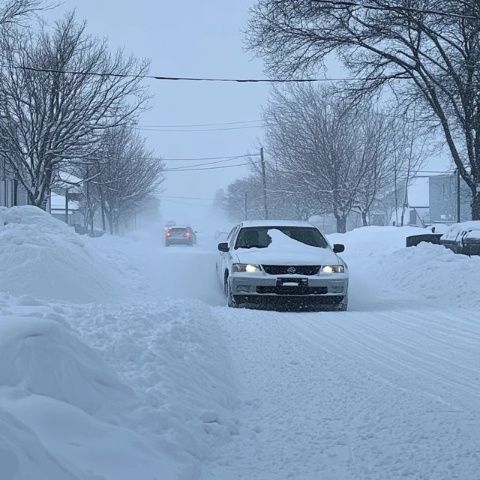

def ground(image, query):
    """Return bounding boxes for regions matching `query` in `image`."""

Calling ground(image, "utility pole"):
[260,147,269,219]
[65,188,69,225]
[244,191,248,220]
[456,169,461,222]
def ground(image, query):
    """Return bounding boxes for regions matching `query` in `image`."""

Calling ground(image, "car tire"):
[336,294,348,311]
[225,276,238,308]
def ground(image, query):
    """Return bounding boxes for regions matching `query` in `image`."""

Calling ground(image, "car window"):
[235,226,328,249]
[229,226,240,247]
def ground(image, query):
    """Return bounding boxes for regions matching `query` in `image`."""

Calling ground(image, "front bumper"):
[229,273,348,310]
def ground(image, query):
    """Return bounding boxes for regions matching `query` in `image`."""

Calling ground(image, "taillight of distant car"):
[184,231,192,238]
[166,229,172,237]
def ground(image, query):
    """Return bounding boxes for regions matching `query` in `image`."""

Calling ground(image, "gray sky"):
[50,1,451,224]
[53,0,270,223]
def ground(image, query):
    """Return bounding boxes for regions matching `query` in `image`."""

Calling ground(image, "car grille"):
[262,265,321,275]
[256,286,328,295]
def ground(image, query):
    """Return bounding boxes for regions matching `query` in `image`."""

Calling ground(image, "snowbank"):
[381,242,480,308]
[329,225,426,257]
[330,225,480,309]
[0,316,134,417]
[0,207,122,303]
[68,299,239,463]
[0,408,81,480]
[0,313,181,479]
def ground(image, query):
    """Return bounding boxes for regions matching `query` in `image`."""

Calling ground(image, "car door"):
[217,225,237,282]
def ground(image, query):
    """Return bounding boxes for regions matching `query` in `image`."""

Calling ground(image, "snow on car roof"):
[441,221,480,241]
[239,220,316,228]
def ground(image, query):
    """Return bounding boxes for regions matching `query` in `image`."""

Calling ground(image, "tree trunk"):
[472,190,480,220]
[361,211,368,227]
[335,215,347,233]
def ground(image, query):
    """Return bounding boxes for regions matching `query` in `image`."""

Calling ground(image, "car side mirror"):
[218,242,229,253]
[333,244,345,253]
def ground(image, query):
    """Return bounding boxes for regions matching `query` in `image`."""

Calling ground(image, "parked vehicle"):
[165,225,196,246]
[440,221,480,255]
[217,220,348,311]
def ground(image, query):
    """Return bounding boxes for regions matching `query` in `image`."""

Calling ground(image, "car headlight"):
[232,263,261,273]
[321,265,345,274]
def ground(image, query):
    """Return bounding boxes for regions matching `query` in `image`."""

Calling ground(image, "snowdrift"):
[382,242,480,308]
[330,226,480,309]
[69,299,239,462]
[0,207,122,303]
[0,409,81,480]
[0,316,134,417]
[0,313,180,480]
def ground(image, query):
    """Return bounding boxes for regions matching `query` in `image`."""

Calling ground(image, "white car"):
[217,220,348,311]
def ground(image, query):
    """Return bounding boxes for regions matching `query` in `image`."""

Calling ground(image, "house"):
[0,160,29,209]
[49,192,82,226]
[429,173,471,222]
[0,179,29,208]
[1,167,82,227]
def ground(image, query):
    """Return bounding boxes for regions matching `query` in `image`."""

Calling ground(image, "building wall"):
[429,174,471,222]
[0,179,29,207]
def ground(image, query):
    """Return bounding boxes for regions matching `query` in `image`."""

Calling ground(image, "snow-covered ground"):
[1,208,479,479]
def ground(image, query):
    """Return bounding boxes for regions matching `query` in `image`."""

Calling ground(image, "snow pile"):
[381,242,480,308]
[441,220,480,241]
[0,313,181,479]
[330,225,480,309]
[0,316,134,418]
[0,206,122,303]
[68,299,239,463]
[329,225,426,257]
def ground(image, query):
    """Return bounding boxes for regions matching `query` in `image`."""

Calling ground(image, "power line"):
[162,153,260,162]
[312,0,478,20]
[137,120,261,128]
[135,124,265,132]
[7,64,407,83]
[165,156,258,170]
[161,194,214,200]
[164,161,254,172]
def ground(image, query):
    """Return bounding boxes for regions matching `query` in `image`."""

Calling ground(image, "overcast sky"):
[50,0,270,223]
[49,1,451,225]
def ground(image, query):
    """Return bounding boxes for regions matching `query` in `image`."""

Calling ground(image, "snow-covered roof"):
[50,193,79,211]
[239,220,315,228]
[53,171,83,192]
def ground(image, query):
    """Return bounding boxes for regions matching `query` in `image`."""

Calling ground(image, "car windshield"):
[235,226,328,249]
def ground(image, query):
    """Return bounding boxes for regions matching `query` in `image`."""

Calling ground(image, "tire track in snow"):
[203,307,480,480]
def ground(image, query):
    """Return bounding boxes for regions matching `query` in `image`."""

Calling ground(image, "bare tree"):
[88,126,164,234]
[0,0,41,29]
[264,85,376,232]
[0,13,149,208]
[248,0,480,219]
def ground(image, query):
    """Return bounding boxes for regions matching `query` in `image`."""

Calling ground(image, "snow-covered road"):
[203,306,480,479]
[1,210,479,479]
[102,227,480,479]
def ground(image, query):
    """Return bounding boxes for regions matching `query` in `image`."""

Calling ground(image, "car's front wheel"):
[336,294,348,311]
[225,275,238,308]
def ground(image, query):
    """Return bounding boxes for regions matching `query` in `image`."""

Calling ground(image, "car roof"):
[238,220,317,228]
[167,225,191,229]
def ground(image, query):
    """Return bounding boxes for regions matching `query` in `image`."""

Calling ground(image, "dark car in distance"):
[165,226,196,247]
